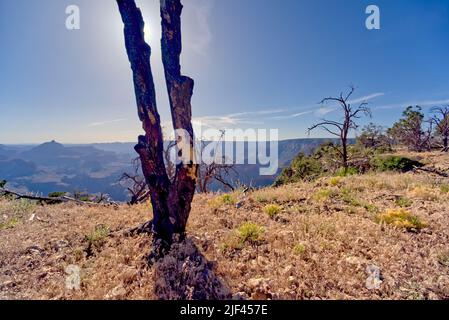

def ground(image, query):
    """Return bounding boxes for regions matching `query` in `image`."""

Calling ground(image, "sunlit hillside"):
[1,152,448,300]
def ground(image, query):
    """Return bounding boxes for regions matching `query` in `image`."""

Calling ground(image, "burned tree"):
[197,132,237,193]
[308,87,371,172]
[119,158,150,205]
[117,0,197,248]
[430,106,449,152]
[120,141,177,205]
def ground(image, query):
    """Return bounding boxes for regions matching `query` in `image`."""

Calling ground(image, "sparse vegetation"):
[335,167,359,177]
[440,184,449,194]
[377,209,426,231]
[237,222,264,244]
[328,176,342,187]
[0,216,21,230]
[208,193,237,210]
[85,225,110,248]
[1,152,448,300]
[264,204,282,218]
[313,188,337,202]
[293,243,306,255]
[409,186,438,201]
[395,197,413,208]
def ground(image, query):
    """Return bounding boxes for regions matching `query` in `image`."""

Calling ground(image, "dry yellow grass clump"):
[1,152,449,300]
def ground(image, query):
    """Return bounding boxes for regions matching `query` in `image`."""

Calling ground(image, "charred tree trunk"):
[341,136,348,172]
[117,0,197,246]
[161,0,198,235]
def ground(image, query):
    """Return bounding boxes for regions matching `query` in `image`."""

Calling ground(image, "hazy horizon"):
[1,0,449,144]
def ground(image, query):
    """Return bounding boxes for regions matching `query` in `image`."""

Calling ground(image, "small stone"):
[346,256,364,265]
[247,278,265,290]
[283,265,294,276]
[232,292,249,300]
[235,201,244,209]
[287,276,296,285]
[106,285,127,299]
[27,245,44,254]
[56,240,69,249]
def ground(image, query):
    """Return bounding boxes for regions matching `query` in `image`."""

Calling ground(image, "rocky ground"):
[1,152,448,300]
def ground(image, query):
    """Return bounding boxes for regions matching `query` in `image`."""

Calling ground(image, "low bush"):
[377,209,426,231]
[275,153,323,186]
[395,197,413,208]
[264,204,282,218]
[238,222,264,244]
[372,156,423,173]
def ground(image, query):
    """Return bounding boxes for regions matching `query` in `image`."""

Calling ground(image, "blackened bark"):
[161,0,198,235]
[117,0,197,244]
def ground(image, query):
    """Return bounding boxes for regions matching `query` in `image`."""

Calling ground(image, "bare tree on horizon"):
[430,106,449,152]
[308,87,371,173]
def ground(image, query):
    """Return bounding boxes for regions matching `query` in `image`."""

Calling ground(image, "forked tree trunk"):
[117,0,197,246]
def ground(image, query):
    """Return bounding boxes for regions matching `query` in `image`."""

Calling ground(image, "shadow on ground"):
[154,238,232,300]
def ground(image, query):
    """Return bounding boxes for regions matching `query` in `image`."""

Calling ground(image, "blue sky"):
[1,0,449,143]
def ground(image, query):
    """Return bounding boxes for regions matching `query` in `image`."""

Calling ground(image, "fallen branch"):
[413,166,449,178]
[124,220,154,236]
[0,188,118,206]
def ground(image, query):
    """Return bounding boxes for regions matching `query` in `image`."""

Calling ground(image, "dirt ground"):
[1,152,448,300]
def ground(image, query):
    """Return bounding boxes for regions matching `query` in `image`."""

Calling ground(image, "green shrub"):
[328,176,342,187]
[0,180,6,189]
[440,184,449,194]
[264,204,282,218]
[208,194,236,210]
[339,187,361,206]
[335,167,359,177]
[395,197,413,208]
[238,222,264,244]
[377,209,426,231]
[0,217,21,230]
[372,156,423,173]
[221,194,235,205]
[313,188,338,202]
[85,225,110,247]
[293,243,306,255]
[275,153,323,186]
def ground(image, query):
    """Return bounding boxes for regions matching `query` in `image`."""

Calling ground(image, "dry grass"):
[1,152,449,300]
